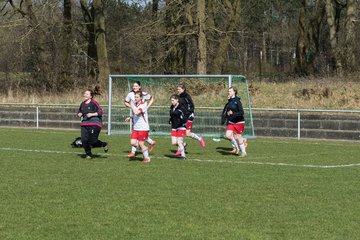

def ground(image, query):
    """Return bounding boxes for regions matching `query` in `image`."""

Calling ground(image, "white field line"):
[257,139,360,147]
[1,147,360,169]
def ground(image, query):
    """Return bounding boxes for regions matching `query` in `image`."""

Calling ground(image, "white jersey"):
[132,101,149,131]
[125,91,152,104]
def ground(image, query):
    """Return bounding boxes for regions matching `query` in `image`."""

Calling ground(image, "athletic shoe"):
[86,155,92,160]
[230,148,238,153]
[240,152,247,158]
[149,141,156,152]
[127,152,136,157]
[243,138,248,148]
[174,150,181,156]
[180,157,187,160]
[143,157,151,163]
[199,137,206,148]
[103,142,109,153]
[231,148,240,154]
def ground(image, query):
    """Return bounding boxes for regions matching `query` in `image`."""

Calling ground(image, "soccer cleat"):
[127,152,136,157]
[231,148,240,155]
[240,152,247,158]
[103,142,109,153]
[199,137,206,148]
[174,150,181,156]
[149,141,156,152]
[180,157,187,160]
[143,157,151,163]
[243,138,248,148]
[86,155,92,160]
[230,148,238,153]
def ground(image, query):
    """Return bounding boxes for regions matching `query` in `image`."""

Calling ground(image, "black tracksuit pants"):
[81,126,106,155]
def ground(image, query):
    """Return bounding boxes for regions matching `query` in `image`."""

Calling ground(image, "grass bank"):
[1,77,360,109]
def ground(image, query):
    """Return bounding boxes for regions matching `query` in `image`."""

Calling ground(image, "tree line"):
[0,0,359,93]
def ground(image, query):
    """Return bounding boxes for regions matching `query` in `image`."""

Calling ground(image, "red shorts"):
[171,129,186,137]
[186,120,193,130]
[131,130,149,141]
[226,122,245,135]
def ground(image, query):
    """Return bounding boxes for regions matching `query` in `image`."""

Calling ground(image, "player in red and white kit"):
[125,91,151,163]
[124,81,156,156]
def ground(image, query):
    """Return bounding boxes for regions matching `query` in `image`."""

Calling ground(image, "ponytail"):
[93,85,101,96]
[86,85,101,98]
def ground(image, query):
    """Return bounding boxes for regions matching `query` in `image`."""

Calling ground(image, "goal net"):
[107,75,255,138]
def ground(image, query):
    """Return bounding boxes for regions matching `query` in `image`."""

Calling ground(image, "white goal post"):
[107,74,255,138]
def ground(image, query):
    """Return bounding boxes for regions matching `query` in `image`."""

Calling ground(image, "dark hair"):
[170,94,179,100]
[86,85,101,98]
[229,86,237,96]
[177,83,186,91]
[135,91,143,98]
[133,81,142,87]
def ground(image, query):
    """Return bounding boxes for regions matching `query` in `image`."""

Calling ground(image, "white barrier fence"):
[0,103,359,140]
[252,108,360,140]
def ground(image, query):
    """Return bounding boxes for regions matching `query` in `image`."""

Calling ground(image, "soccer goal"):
[107,74,255,138]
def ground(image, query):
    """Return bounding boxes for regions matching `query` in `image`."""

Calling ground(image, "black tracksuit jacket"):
[169,104,187,129]
[221,96,245,125]
[179,92,194,120]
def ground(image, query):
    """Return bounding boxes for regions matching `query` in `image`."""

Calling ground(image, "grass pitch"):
[0,128,359,240]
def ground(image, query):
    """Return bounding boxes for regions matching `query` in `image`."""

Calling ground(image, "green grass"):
[0,128,359,240]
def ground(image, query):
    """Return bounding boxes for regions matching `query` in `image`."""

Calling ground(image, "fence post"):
[36,106,39,129]
[107,75,112,135]
[297,110,300,140]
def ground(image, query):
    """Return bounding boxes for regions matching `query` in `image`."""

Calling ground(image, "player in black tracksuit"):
[177,84,205,153]
[169,94,188,160]
[221,87,247,157]
[77,86,108,159]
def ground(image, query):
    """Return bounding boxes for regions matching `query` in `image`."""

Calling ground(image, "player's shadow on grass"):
[164,154,183,160]
[122,151,148,162]
[216,147,234,156]
[128,157,144,162]
[170,149,188,154]
[78,154,108,159]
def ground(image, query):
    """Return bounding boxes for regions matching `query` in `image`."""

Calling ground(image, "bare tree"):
[325,0,346,75]
[93,0,109,85]
[295,0,325,75]
[150,0,159,71]
[61,0,73,88]
[80,0,109,86]
[196,0,207,74]
[344,0,356,71]
[210,0,241,74]
[4,0,51,90]
[163,0,194,74]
